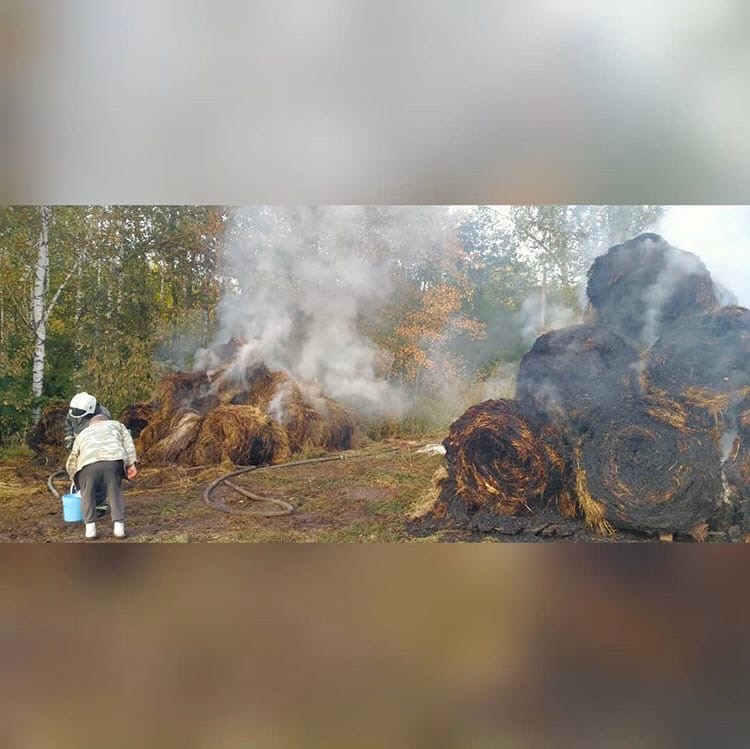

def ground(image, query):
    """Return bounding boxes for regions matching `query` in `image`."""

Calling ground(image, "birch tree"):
[29,206,78,424]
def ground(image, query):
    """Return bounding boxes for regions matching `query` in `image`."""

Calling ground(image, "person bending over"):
[65,392,112,516]
[66,414,138,541]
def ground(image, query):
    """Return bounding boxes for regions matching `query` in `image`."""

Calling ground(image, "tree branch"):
[43,259,80,325]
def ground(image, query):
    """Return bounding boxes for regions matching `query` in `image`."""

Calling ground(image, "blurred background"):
[2,546,750,747]
[2,0,750,203]
[3,1,750,745]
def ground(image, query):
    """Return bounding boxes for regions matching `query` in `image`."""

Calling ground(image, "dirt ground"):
[0,440,734,543]
[0,441,444,542]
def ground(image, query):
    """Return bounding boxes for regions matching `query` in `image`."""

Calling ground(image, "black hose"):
[47,469,68,500]
[203,449,402,518]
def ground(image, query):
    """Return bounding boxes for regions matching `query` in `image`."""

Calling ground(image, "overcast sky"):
[657,206,750,307]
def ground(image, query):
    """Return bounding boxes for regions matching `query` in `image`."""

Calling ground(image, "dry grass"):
[574,451,615,536]
[192,405,291,467]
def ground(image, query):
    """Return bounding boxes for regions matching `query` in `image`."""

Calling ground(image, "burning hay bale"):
[586,233,717,346]
[118,402,156,439]
[645,307,750,420]
[515,324,639,428]
[576,395,723,537]
[192,405,291,467]
[130,357,357,466]
[155,371,214,413]
[25,399,69,465]
[426,399,575,526]
[211,364,356,452]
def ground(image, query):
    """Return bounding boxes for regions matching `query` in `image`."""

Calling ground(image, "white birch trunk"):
[30,206,51,425]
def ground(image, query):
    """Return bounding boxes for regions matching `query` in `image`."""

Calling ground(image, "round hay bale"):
[577,395,723,536]
[25,399,69,465]
[143,410,204,465]
[586,233,717,345]
[192,405,291,467]
[118,402,156,439]
[516,324,639,428]
[725,435,750,533]
[646,307,750,418]
[441,399,574,519]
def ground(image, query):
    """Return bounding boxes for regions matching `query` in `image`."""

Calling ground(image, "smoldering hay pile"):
[121,344,357,468]
[419,233,750,539]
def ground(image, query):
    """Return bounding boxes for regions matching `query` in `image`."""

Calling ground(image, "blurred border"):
[3,1,750,204]
[4,3,750,744]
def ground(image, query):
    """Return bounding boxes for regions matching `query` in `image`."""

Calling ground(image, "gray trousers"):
[77,460,125,523]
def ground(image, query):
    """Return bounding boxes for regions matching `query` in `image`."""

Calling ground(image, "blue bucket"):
[62,493,84,523]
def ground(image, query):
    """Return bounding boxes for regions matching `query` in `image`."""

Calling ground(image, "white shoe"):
[113,521,126,539]
[85,522,97,540]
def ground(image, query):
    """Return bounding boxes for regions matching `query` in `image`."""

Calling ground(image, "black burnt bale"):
[646,306,750,395]
[725,436,750,534]
[586,233,717,346]
[579,396,723,535]
[515,324,640,429]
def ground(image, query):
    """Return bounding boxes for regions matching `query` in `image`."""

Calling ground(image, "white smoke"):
[641,237,710,345]
[656,206,750,308]
[198,206,458,417]
[517,292,579,343]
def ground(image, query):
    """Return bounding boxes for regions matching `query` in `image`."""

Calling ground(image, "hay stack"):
[209,364,356,452]
[516,324,639,428]
[586,233,717,346]
[577,395,722,536]
[156,371,213,413]
[435,399,575,523]
[25,399,69,465]
[646,306,750,419]
[118,402,156,439]
[192,405,291,466]
[142,409,204,465]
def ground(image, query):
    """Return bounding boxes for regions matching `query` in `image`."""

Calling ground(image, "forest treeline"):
[0,205,660,443]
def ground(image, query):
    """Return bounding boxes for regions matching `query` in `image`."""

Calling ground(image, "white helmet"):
[69,392,97,418]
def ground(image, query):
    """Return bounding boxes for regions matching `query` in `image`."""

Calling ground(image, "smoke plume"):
[196,206,458,416]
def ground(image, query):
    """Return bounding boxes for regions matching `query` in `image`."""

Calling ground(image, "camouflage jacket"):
[63,404,112,451]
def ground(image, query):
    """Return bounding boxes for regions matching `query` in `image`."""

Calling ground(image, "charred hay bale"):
[192,405,291,467]
[142,410,204,465]
[645,307,750,420]
[724,435,750,533]
[576,395,723,536]
[155,371,212,414]
[516,324,639,428]
[25,399,69,465]
[735,395,750,437]
[586,233,717,346]
[439,399,575,521]
[118,402,156,439]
